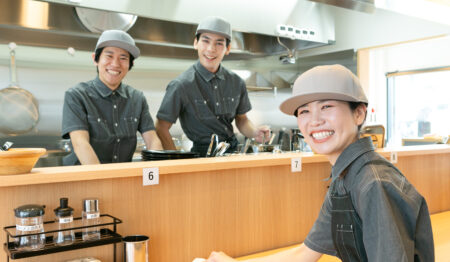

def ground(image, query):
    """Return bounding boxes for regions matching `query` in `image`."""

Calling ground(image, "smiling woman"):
[205,64,435,262]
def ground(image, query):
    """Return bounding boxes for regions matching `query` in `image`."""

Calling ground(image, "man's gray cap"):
[279,64,368,116]
[95,29,140,58]
[196,16,232,41]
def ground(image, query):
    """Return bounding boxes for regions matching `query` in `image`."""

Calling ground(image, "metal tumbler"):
[123,235,149,262]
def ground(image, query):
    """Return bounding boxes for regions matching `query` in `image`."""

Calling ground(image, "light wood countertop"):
[0,144,448,188]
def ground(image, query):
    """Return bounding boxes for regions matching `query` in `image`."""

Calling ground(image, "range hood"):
[0,0,332,60]
[308,0,375,13]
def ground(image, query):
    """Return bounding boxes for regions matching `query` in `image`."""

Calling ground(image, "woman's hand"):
[206,251,237,262]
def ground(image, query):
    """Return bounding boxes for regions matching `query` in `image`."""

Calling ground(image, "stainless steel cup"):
[123,235,149,262]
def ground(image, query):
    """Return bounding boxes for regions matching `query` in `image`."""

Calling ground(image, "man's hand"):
[253,126,271,144]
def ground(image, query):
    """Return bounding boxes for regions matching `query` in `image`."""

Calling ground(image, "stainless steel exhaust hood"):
[0,0,333,60]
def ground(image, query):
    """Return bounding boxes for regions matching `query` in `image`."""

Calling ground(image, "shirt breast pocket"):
[124,116,139,137]
[194,99,215,120]
[87,115,109,139]
[223,95,240,116]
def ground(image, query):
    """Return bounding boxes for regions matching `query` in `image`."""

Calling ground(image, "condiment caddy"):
[3,198,122,261]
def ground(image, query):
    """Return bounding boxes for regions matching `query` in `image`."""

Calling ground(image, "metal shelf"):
[3,214,122,261]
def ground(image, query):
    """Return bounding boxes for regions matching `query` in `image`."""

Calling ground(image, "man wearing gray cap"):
[156,16,269,156]
[62,30,162,165]
[205,65,434,262]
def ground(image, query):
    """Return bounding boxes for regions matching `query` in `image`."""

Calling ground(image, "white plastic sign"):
[143,167,159,186]
[390,152,398,164]
[291,157,302,172]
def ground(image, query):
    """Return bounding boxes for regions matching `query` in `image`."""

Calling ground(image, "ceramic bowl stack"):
[141,150,199,161]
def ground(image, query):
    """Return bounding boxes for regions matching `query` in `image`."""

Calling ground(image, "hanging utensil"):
[75,7,137,33]
[0,43,39,135]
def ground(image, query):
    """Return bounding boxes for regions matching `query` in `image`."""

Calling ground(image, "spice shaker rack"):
[3,214,122,261]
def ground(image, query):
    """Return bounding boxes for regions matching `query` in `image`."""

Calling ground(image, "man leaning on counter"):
[61,30,162,165]
[156,16,270,156]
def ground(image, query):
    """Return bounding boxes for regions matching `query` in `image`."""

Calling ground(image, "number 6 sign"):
[143,167,159,186]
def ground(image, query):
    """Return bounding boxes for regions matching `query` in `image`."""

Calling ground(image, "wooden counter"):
[0,145,449,262]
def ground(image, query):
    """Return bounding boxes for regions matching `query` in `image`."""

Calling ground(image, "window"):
[386,67,450,146]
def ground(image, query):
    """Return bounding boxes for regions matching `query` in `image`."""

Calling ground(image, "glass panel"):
[387,69,450,146]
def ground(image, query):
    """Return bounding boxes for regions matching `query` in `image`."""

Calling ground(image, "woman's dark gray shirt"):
[62,77,155,165]
[304,137,434,261]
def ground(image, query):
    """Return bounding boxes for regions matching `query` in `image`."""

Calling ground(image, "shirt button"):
[231,98,234,102]
[97,118,101,122]
[113,105,117,109]
[113,155,117,159]
[114,123,118,127]
[216,116,220,119]
[112,92,116,95]
[216,102,219,106]
[134,118,137,122]
[117,138,120,143]
[214,86,218,89]
[204,101,207,104]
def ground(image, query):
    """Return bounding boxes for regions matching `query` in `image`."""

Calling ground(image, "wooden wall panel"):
[0,151,448,262]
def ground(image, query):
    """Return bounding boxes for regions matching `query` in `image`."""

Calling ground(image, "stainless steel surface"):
[216,142,230,157]
[1,141,13,151]
[308,0,375,13]
[206,134,218,157]
[75,7,137,33]
[268,133,276,145]
[123,235,149,262]
[241,138,251,154]
[0,0,331,60]
[0,46,39,135]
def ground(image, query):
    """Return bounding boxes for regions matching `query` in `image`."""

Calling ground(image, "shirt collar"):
[93,76,127,98]
[331,137,375,181]
[194,60,226,82]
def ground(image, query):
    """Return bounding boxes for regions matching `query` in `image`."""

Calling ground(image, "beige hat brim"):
[279,92,363,116]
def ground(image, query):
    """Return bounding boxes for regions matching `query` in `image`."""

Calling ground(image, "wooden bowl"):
[0,148,46,175]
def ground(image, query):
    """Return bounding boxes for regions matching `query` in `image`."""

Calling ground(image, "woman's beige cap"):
[279,64,368,115]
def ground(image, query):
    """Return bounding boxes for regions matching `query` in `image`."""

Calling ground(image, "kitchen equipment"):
[216,142,230,156]
[141,150,200,161]
[241,138,251,154]
[277,129,291,151]
[268,132,276,145]
[14,204,46,251]
[0,148,46,175]
[1,141,13,151]
[123,235,149,262]
[206,134,218,157]
[75,7,137,33]
[291,129,304,151]
[0,43,39,135]
[54,198,75,246]
[82,199,100,241]
[361,125,385,148]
